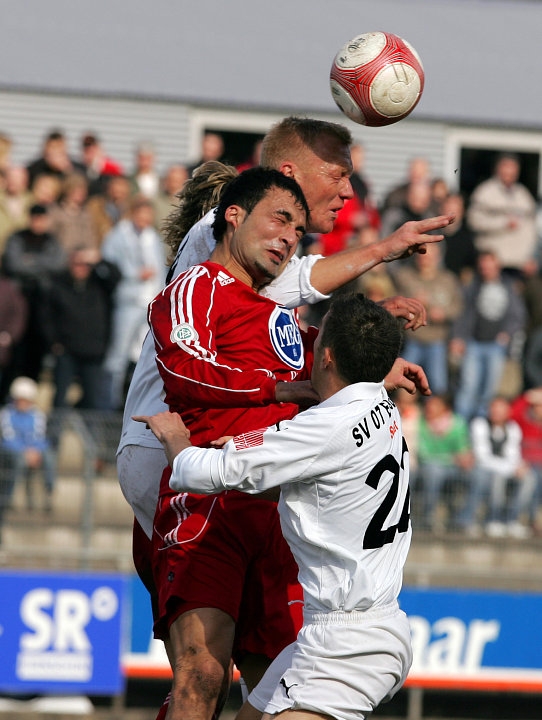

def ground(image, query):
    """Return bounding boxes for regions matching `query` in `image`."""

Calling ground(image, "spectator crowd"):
[0,126,541,540]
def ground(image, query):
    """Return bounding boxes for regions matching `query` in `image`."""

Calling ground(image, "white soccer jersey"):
[171,381,412,613]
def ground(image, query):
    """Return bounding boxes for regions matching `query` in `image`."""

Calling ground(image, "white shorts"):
[117,444,168,539]
[248,602,412,720]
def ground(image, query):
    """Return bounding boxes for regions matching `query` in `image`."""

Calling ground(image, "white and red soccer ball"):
[330,31,425,127]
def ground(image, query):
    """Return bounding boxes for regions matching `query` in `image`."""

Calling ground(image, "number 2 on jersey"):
[363,437,410,550]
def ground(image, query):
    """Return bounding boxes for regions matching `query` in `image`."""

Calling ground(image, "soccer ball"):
[330,31,425,127]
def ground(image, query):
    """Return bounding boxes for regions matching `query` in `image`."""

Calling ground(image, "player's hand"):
[211,435,234,448]
[132,411,192,466]
[384,357,431,396]
[275,380,320,408]
[380,214,455,263]
[378,295,427,330]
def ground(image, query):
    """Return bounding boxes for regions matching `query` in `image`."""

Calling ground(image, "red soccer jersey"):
[149,261,313,450]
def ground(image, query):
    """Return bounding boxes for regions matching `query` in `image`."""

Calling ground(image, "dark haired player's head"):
[212,166,309,242]
[319,293,403,385]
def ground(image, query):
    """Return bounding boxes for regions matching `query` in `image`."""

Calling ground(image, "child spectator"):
[0,376,56,513]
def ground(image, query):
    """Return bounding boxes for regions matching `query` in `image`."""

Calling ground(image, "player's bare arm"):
[308,214,455,295]
[384,357,431,396]
[133,412,192,466]
[275,379,320,408]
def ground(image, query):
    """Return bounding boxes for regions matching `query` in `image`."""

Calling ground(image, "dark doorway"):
[206,128,265,169]
[459,147,539,204]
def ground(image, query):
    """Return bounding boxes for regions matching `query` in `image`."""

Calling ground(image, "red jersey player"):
[148,168,314,720]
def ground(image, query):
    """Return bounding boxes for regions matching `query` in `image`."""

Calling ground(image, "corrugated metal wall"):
[0,88,451,205]
[0,90,192,176]
[350,122,447,204]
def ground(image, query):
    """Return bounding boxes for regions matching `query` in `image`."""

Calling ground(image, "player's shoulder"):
[172,262,214,284]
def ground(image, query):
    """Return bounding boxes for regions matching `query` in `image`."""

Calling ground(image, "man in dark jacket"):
[2,204,66,382]
[39,246,120,409]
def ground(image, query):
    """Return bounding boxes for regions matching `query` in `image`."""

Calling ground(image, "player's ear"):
[323,346,334,369]
[278,161,296,179]
[224,204,245,229]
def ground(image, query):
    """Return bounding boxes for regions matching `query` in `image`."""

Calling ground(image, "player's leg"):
[167,607,235,720]
[153,489,260,719]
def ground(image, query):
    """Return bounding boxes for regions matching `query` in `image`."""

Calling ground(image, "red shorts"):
[150,466,303,663]
[132,517,159,621]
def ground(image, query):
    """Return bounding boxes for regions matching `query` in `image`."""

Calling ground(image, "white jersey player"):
[135,293,413,720]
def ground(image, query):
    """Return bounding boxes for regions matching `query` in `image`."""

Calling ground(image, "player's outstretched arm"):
[384,357,432,396]
[308,214,455,295]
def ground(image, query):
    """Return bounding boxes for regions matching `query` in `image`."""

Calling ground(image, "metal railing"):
[0,408,134,572]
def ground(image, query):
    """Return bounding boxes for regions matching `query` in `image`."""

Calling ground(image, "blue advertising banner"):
[399,587,542,691]
[0,571,126,695]
[6,572,538,695]
[122,578,542,691]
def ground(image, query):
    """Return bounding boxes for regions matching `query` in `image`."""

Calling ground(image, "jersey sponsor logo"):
[268,306,304,371]
[170,323,199,347]
[233,428,266,450]
[217,270,235,286]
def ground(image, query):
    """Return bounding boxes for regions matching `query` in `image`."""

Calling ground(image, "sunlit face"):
[29,213,50,235]
[82,143,100,165]
[66,183,88,206]
[441,194,465,231]
[488,397,510,425]
[132,204,155,230]
[477,252,500,281]
[70,253,92,280]
[6,166,28,194]
[201,134,224,162]
[291,136,353,234]
[137,151,155,173]
[44,138,68,166]
[423,395,448,421]
[229,186,307,288]
[164,165,188,195]
[33,176,60,204]
[108,176,131,202]
[415,241,441,270]
[408,158,430,182]
[496,157,519,187]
